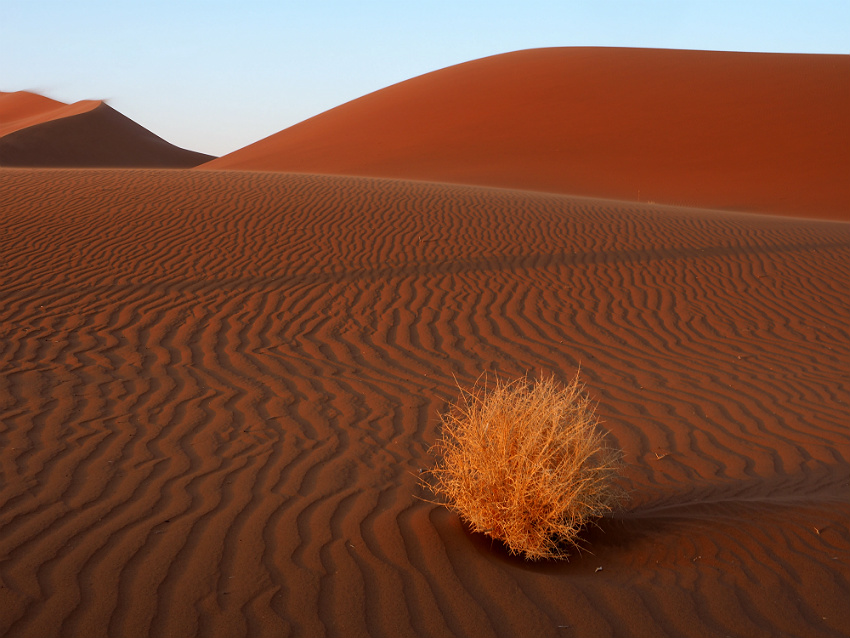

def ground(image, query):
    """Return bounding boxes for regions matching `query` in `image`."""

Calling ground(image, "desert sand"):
[1,48,849,638]
[203,48,850,220]
[0,91,213,168]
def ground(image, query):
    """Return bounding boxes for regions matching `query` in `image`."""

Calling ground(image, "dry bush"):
[426,373,622,560]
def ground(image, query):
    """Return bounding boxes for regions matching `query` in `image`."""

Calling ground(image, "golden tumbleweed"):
[427,373,622,560]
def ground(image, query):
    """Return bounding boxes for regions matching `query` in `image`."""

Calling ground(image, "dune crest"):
[0,91,99,137]
[202,48,850,220]
[0,91,214,168]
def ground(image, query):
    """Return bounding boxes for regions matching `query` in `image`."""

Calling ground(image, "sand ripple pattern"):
[1,169,849,637]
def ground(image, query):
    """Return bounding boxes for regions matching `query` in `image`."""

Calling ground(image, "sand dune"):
[0,91,98,138]
[202,48,850,220]
[2,167,848,637]
[0,91,213,168]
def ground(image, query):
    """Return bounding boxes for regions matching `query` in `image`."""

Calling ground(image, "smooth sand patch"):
[202,48,850,220]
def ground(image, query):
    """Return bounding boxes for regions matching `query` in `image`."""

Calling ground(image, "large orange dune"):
[0,91,213,167]
[202,48,850,220]
[1,167,849,637]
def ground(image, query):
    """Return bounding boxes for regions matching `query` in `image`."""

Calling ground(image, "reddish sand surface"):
[0,91,213,168]
[1,167,849,637]
[0,91,96,138]
[202,48,850,220]
[2,47,850,638]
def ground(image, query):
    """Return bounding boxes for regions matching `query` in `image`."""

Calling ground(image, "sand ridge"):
[1,167,848,637]
[0,91,102,138]
[0,91,214,168]
[202,48,850,220]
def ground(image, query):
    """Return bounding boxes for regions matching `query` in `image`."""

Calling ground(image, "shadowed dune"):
[202,48,850,220]
[1,168,848,637]
[0,91,213,168]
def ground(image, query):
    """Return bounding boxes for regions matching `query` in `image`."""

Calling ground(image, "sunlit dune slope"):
[202,48,850,219]
[0,91,214,167]
[0,91,95,137]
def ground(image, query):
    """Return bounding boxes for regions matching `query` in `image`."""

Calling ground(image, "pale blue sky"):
[2,0,848,156]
